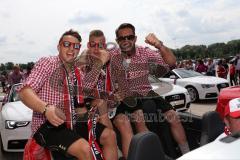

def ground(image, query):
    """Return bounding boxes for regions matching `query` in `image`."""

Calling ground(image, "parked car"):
[159,68,230,102]
[0,83,32,152]
[149,75,191,111]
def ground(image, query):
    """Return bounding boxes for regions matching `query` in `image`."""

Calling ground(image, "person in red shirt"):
[195,59,207,74]
[229,61,237,86]
[217,59,227,78]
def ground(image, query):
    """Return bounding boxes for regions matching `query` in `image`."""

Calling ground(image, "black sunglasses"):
[117,35,135,41]
[61,41,81,50]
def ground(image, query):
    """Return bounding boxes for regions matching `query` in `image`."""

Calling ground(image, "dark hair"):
[89,30,105,39]
[115,23,135,38]
[59,29,82,43]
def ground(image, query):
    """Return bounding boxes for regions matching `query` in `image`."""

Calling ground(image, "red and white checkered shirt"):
[17,56,79,135]
[109,46,170,96]
[82,54,115,108]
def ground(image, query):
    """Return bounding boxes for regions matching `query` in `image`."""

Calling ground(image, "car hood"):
[182,76,228,84]
[161,84,188,96]
[1,101,32,121]
[151,81,173,95]
[177,135,240,159]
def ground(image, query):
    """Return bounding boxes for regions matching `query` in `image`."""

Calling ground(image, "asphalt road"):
[0,99,217,159]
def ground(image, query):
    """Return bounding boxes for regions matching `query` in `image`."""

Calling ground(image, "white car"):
[177,132,240,160]
[160,68,230,102]
[149,75,191,112]
[0,83,32,152]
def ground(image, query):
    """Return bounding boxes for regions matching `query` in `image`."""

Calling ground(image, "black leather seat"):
[127,131,166,160]
[200,111,225,146]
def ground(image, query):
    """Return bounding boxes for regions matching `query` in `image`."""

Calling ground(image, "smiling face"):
[116,27,137,54]
[58,35,81,64]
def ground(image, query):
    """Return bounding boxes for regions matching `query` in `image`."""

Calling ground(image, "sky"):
[0,0,239,63]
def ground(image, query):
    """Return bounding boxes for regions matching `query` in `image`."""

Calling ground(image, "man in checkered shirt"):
[18,29,117,160]
[110,23,189,158]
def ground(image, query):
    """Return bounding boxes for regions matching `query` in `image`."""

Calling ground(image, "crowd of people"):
[176,56,240,86]
[0,65,33,93]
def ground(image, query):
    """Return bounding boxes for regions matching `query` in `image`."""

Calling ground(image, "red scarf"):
[105,64,112,93]
[63,65,84,129]
[63,64,105,160]
[88,107,105,160]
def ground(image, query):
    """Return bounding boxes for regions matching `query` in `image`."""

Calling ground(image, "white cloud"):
[0,0,239,63]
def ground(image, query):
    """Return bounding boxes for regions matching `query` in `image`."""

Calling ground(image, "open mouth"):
[121,42,133,51]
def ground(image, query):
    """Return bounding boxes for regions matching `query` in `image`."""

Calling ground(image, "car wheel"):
[186,86,199,102]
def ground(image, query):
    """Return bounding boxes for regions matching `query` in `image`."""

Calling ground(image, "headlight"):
[201,84,215,88]
[5,120,30,129]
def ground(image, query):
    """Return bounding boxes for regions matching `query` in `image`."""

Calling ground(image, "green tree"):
[5,62,14,70]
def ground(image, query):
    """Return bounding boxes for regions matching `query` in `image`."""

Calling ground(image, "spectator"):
[8,65,24,86]
[195,59,207,74]
[0,72,7,92]
[206,58,216,76]
[177,60,185,68]
[222,59,229,79]
[185,59,195,70]
[217,60,227,79]
[229,61,237,86]
[235,55,240,84]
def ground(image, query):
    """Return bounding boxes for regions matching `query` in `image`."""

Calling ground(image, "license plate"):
[170,100,184,106]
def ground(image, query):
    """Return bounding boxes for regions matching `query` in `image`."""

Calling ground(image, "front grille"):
[205,93,218,98]
[217,83,229,92]
[165,94,185,109]
[8,139,28,149]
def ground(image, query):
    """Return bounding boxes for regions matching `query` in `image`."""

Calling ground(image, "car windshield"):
[148,75,161,83]
[9,84,21,102]
[175,69,203,78]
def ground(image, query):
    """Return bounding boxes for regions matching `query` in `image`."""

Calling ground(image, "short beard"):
[121,45,136,56]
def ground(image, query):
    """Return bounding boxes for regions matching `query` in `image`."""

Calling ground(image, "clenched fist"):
[145,33,163,49]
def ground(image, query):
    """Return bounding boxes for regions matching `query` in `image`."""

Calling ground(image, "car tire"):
[186,86,199,102]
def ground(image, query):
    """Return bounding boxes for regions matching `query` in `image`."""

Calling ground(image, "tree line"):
[172,39,240,60]
[0,62,34,72]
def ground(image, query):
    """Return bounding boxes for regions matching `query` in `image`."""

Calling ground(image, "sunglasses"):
[117,35,135,41]
[61,41,81,50]
[88,42,106,49]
